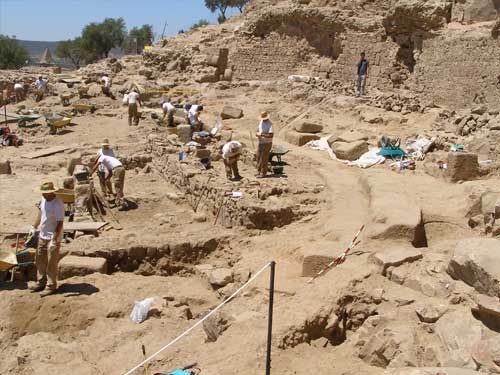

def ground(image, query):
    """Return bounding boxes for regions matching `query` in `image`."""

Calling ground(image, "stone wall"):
[411,30,500,108]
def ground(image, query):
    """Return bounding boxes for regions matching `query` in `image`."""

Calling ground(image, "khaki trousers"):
[112,166,125,206]
[36,238,60,290]
[257,142,272,175]
[128,103,139,125]
[224,157,240,179]
[98,170,114,198]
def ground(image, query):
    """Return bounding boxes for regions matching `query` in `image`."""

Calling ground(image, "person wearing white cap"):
[222,140,243,181]
[97,139,115,199]
[255,111,273,178]
[91,154,127,210]
[30,181,64,296]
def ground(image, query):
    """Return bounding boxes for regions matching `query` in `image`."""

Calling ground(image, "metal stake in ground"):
[265,261,276,375]
[194,175,213,212]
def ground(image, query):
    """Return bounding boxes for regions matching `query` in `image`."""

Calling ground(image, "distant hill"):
[16,40,60,63]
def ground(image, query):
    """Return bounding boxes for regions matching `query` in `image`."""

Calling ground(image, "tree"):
[55,38,87,68]
[81,18,126,60]
[205,0,231,23]
[229,0,249,12]
[0,35,29,69]
[123,24,154,54]
[190,19,210,30]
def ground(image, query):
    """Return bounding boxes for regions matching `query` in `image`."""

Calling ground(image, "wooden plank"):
[21,145,71,159]
[0,222,108,235]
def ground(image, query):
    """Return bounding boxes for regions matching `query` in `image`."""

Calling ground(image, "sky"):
[0,0,237,41]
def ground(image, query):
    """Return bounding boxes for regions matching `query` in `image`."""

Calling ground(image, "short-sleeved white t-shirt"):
[188,105,199,124]
[222,141,242,160]
[128,91,140,104]
[162,102,174,112]
[14,83,23,90]
[35,79,46,90]
[101,76,111,88]
[258,120,273,144]
[98,148,115,172]
[39,197,64,240]
[98,154,122,172]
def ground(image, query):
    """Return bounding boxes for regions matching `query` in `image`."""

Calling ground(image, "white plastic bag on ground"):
[130,297,155,324]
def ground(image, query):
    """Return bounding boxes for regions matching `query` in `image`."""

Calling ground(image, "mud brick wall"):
[329,32,399,90]
[230,34,312,81]
[410,33,500,109]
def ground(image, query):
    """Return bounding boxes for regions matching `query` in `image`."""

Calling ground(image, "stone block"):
[447,152,479,182]
[0,160,12,174]
[195,148,211,159]
[337,130,369,143]
[177,125,192,143]
[209,268,234,288]
[294,122,323,133]
[223,69,233,81]
[331,140,368,161]
[463,0,499,22]
[220,106,243,120]
[58,256,107,280]
[66,153,82,176]
[301,248,335,277]
[448,237,500,297]
[370,247,423,275]
[285,131,320,146]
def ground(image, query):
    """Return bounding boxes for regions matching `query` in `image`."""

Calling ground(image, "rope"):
[120,262,273,375]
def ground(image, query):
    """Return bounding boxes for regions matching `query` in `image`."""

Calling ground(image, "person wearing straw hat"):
[30,181,64,297]
[97,139,115,200]
[91,154,127,210]
[255,111,274,178]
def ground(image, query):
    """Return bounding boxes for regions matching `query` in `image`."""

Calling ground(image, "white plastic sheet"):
[130,297,155,324]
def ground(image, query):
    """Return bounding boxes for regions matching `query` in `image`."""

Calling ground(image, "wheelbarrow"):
[45,114,72,134]
[0,235,36,282]
[17,114,42,127]
[73,103,97,114]
[269,144,290,163]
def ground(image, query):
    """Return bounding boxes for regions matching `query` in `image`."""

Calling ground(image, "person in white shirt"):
[30,181,64,296]
[161,98,175,127]
[34,76,47,102]
[188,105,204,132]
[13,80,24,102]
[97,139,116,199]
[256,112,274,178]
[100,73,115,99]
[91,154,127,210]
[127,88,142,126]
[222,140,242,181]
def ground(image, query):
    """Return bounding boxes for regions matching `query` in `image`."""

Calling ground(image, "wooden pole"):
[265,261,276,375]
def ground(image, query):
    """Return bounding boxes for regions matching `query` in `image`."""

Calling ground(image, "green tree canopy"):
[81,18,126,60]
[55,37,87,68]
[123,24,154,54]
[205,0,231,23]
[190,19,210,30]
[229,0,249,12]
[0,35,29,69]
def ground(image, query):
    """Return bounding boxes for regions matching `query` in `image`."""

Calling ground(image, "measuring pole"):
[265,261,276,375]
[160,20,168,40]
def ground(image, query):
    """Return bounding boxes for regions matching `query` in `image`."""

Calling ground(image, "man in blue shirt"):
[356,52,369,97]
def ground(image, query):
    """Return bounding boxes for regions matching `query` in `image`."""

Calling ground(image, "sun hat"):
[37,181,57,194]
[259,112,270,120]
[102,138,110,147]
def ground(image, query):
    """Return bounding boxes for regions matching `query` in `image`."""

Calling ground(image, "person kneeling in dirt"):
[161,98,175,127]
[13,80,24,102]
[127,88,142,126]
[222,140,243,181]
[30,181,64,297]
[91,154,127,210]
[97,139,115,200]
[100,73,116,99]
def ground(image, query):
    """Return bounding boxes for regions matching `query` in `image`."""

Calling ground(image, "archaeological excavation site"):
[1,0,500,374]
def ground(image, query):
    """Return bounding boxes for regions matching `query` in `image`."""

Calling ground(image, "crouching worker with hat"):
[30,181,64,297]
[222,140,243,181]
[91,154,127,211]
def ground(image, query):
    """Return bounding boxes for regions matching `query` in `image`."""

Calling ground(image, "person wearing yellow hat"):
[30,181,64,297]
[97,139,115,199]
[255,112,273,178]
